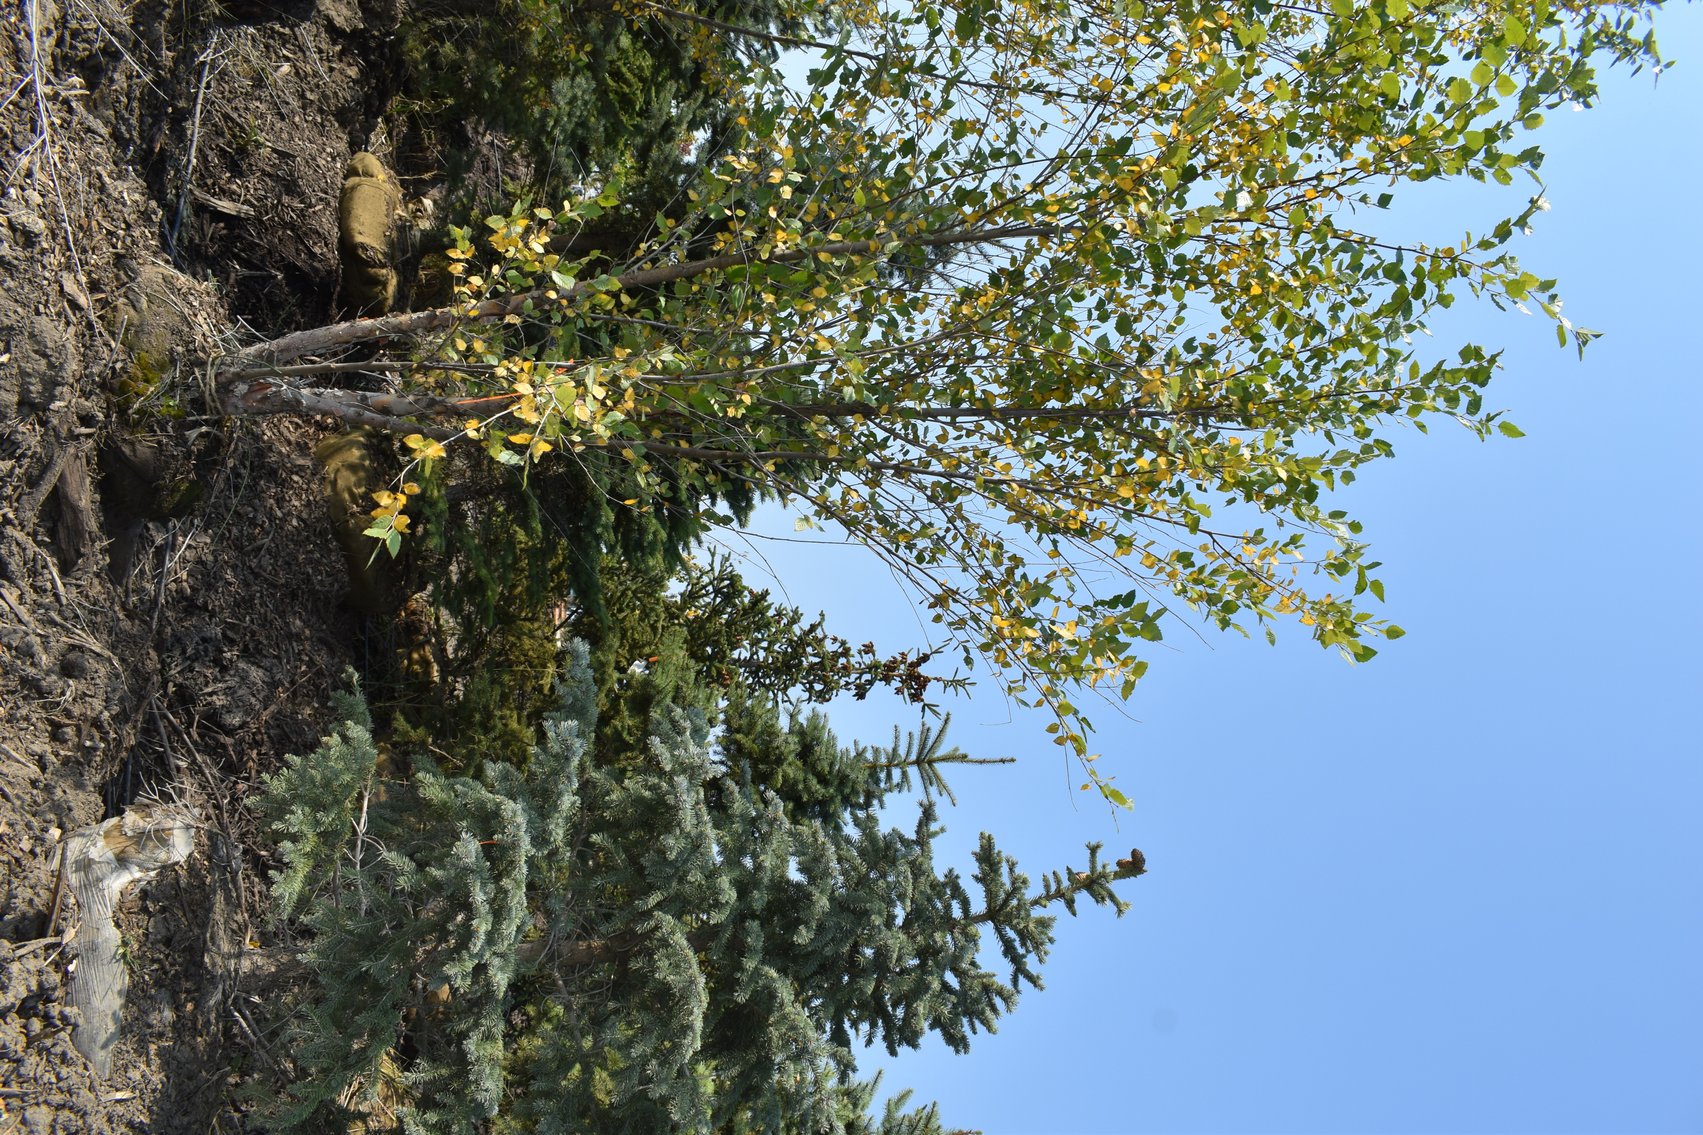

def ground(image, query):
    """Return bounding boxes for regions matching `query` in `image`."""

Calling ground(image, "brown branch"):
[222,359,507,381]
[608,440,1039,488]
[220,380,463,439]
[226,225,1061,370]
[765,399,1193,424]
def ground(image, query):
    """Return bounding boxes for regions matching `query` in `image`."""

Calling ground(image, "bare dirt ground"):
[1,0,415,1127]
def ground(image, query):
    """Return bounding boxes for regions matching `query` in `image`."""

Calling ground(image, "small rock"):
[60,271,90,311]
[11,211,47,244]
[0,625,44,664]
[51,725,76,744]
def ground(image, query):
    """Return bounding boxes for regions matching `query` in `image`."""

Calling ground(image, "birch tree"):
[217,0,1666,798]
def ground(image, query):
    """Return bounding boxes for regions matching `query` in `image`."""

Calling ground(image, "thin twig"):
[16,534,67,607]
[159,705,235,851]
[229,1000,284,1071]
[149,528,175,640]
[149,697,183,781]
[25,0,95,333]
[0,76,30,119]
[168,35,221,261]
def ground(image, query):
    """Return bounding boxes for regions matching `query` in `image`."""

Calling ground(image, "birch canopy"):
[219,0,1664,799]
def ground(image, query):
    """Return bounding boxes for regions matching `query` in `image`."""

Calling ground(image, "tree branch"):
[225,225,1062,370]
[220,380,464,439]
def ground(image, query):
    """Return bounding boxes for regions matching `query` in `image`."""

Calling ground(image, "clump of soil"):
[0,0,433,1128]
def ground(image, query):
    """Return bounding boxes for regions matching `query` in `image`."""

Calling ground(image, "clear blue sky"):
[725,8,1703,1133]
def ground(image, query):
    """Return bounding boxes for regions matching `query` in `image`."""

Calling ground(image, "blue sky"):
[725,8,1703,1132]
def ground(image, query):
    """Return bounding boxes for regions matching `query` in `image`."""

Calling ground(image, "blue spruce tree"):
[258,641,1140,1132]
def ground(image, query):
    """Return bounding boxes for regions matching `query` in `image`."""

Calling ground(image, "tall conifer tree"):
[259,641,1138,1132]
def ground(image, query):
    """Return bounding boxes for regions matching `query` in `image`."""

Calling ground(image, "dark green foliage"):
[716,685,869,822]
[399,0,833,216]
[377,448,873,787]
[391,444,747,772]
[715,694,1014,823]
[259,644,1135,1132]
[667,555,959,705]
[568,551,967,807]
[573,553,961,743]
[386,464,568,772]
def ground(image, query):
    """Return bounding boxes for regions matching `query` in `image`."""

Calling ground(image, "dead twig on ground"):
[9,531,68,608]
[24,0,98,336]
[168,35,224,261]
[158,704,235,855]
[229,1000,284,1072]
[149,528,175,640]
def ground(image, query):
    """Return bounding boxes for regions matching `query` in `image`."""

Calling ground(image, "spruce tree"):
[259,642,1137,1132]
